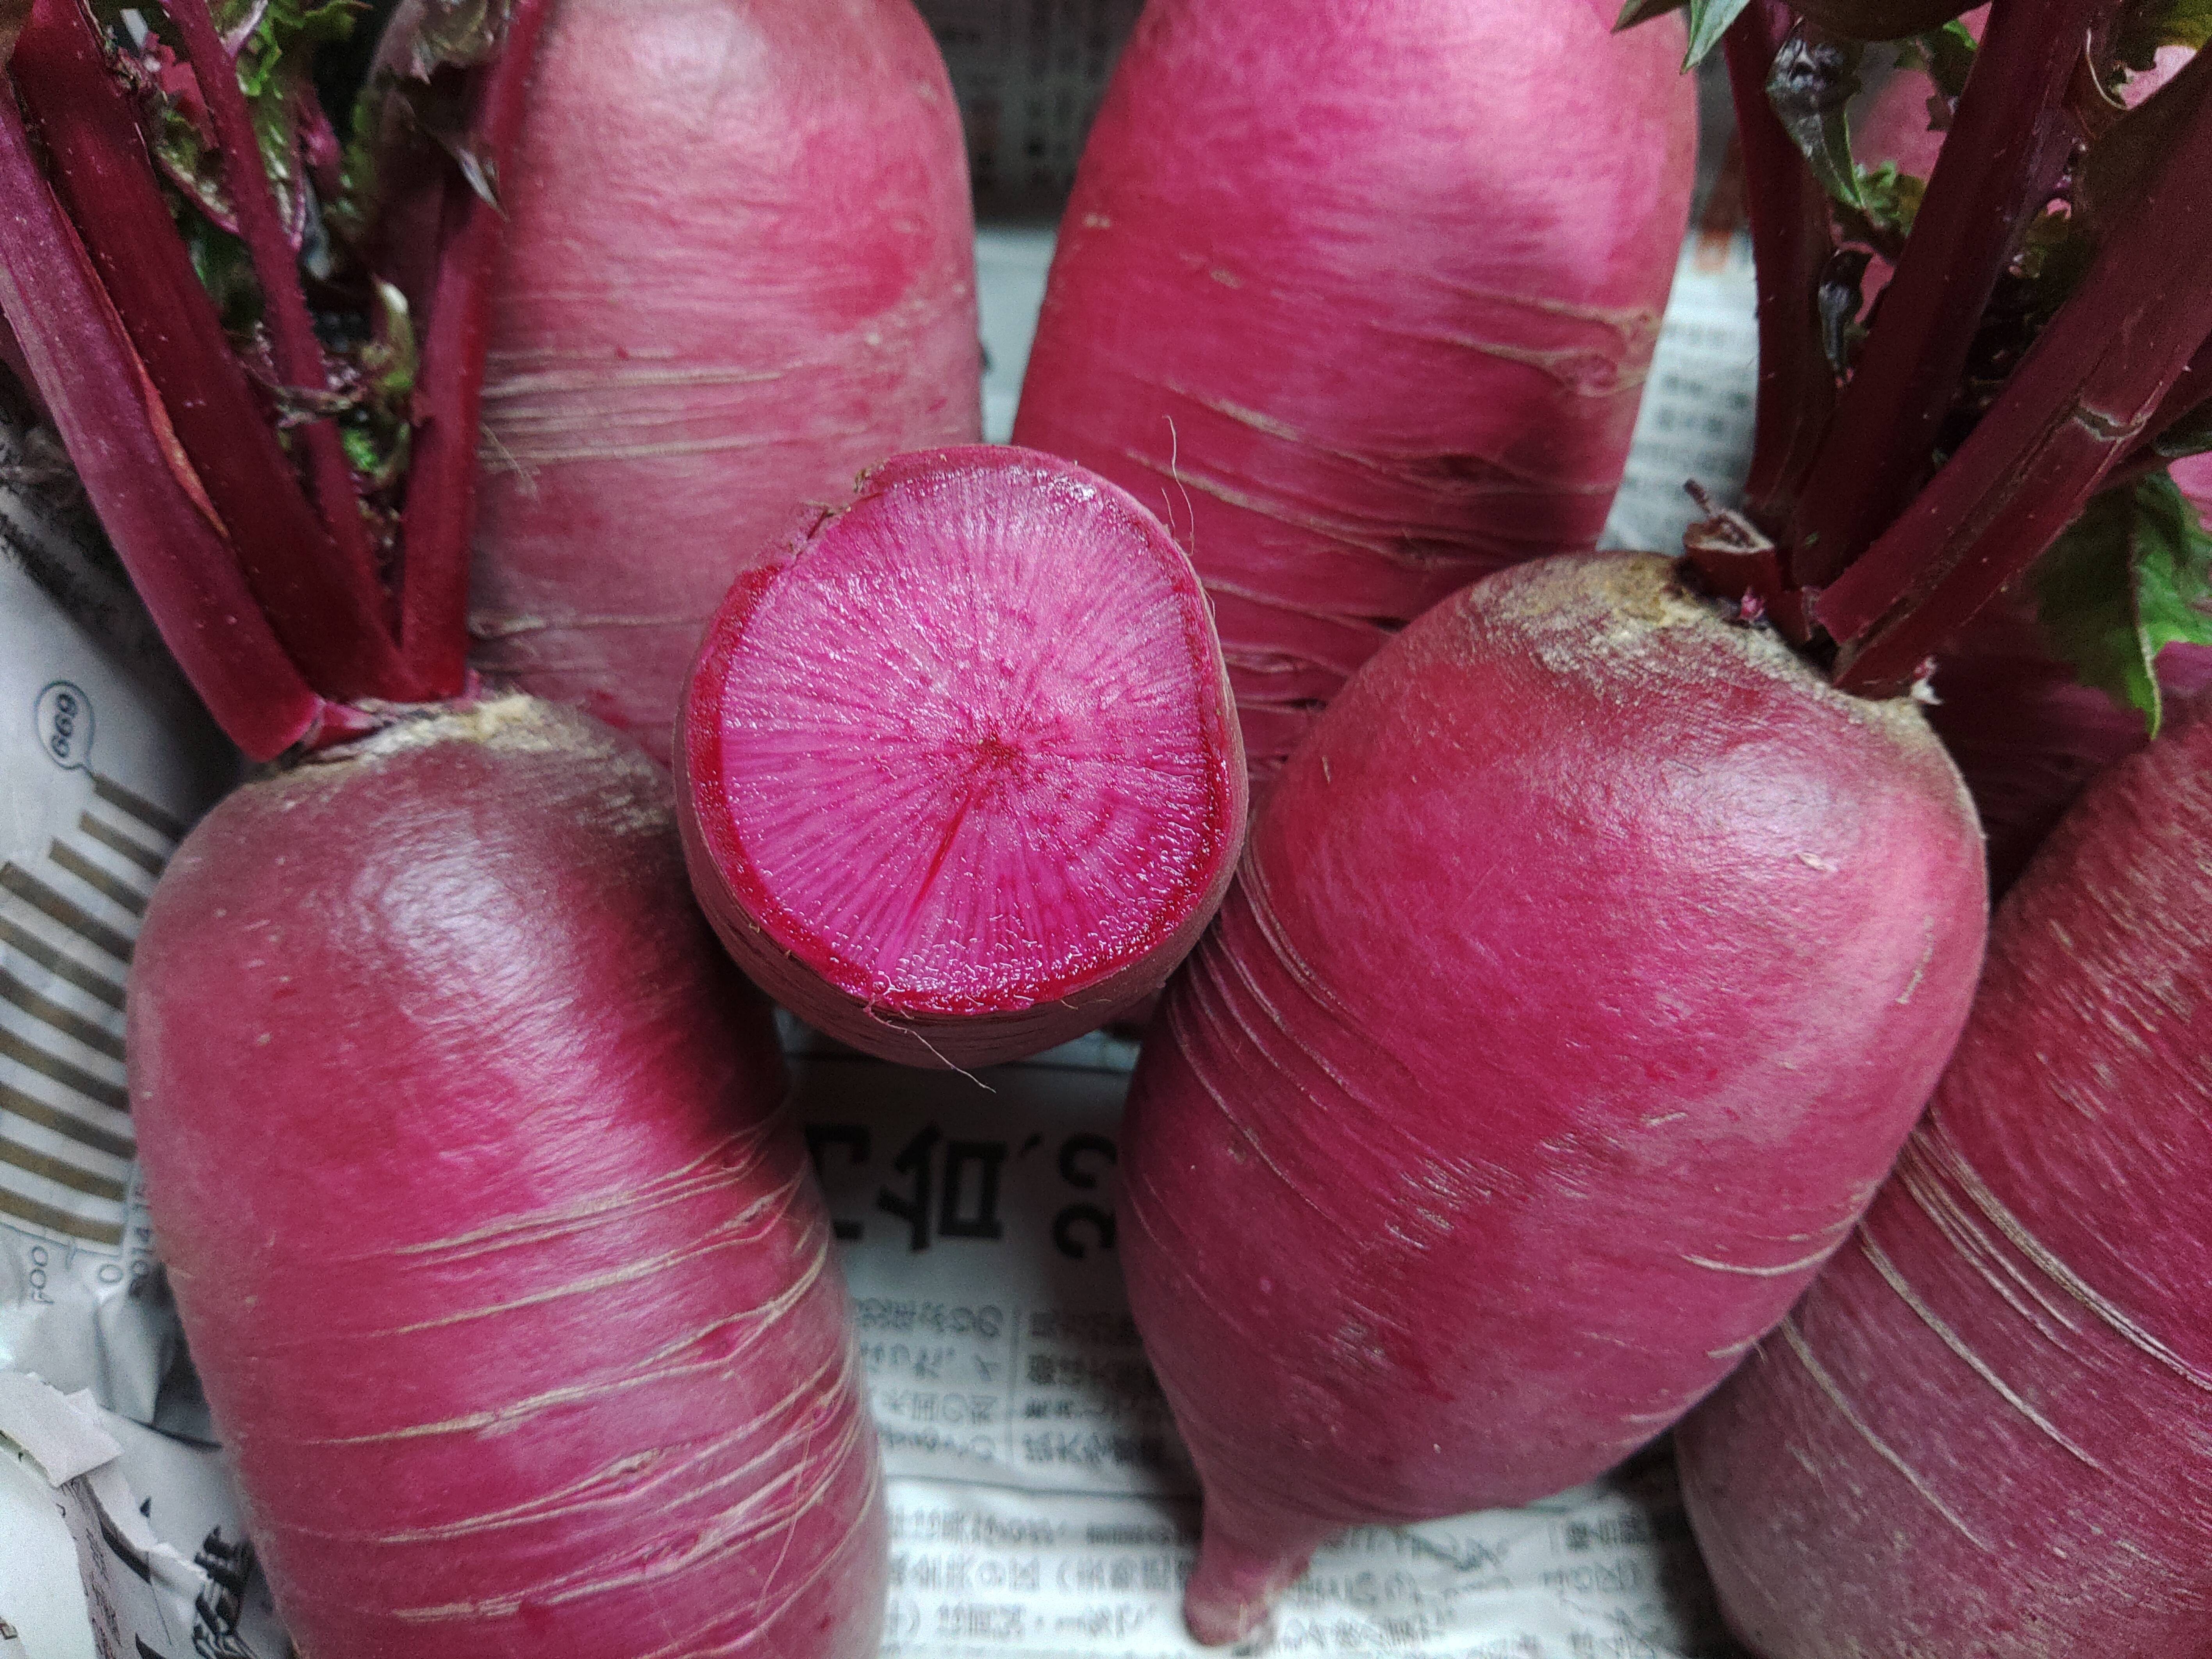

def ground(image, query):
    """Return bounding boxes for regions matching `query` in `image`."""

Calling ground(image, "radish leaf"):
[1611,0,1750,69]
[2155,404,2212,460]
[2114,0,2212,71]
[2033,471,2212,736]
[1769,34,1867,209]
[1894,21,1975,113]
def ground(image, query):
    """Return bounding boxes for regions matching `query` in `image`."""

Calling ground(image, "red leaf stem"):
[1723,2,1837,534]
[396,0,553,693]
[0,87,322,758]
[1788,0,2109,589]
[165,0,394,637]
[11,0,413,700]
[1821,49,2212,696]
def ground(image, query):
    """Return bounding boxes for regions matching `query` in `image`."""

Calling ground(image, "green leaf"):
[2032,471,2212,737]
[1683,0,1754,67]
[1613,0,1689,30]
[1894,21,1976,103]
[1767,34,1868,210]
[2113,0,2212,73]
[1855,161,1923,236]
[2155,403,2212,461]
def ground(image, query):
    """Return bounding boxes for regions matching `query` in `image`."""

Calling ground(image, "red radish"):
[1011,0,1694,786]
[677,445,1246,1069]
[1675,694,2212,1659]
[4,8,888,1652]
[132,700,885,1659]
[462,0,981,766]
[1120,552,1987,1644]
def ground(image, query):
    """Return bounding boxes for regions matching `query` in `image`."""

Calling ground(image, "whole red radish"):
[1012,0,1693,786]
[463,0,981,765]
[1120,552,1987,1644]
[132,698,885,1659]
[678,445,1246,1069]
[1676,694,2212,1659]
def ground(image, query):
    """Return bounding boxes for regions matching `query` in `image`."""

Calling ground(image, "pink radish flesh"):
[465,0,980,765]
[1677,694,2212,1659]
[1012,0,1694,785]
[679,445,1245,1069]
[1118,553,1987,1645]
[130,699,885,1659]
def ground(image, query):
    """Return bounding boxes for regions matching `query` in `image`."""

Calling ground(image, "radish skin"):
[677,446,1246,1069]
[466,0,981,765]
[1676,695,2212,1659]
[1119,553,1987,1644]
[1011,0,1694,785]
[131,698,885,1659]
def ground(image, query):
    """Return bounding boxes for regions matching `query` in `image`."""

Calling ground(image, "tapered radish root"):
[678,446,1245,1069]
[132,699,885,1659]
[464,0,981,764]
[1676,696,2212,1659]
[1120,553,1987,1644]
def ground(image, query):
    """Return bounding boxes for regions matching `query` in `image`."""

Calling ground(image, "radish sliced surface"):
[681,446,1245,1066]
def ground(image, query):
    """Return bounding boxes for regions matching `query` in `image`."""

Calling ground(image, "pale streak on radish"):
[308,1343,863,1545]
[1776,1316,1995,1553]
[367,1171,811,1336]
[1417,282,1663,354]
[380,1125,782,1260]
[1890,1136,2086,1345]
[1680,1246,1840,1278]
[305,1226,833,1446]
[391,1408,868,1621]
[1914,1121,2212,1394]
[1382,326,1653,398]
[1854,1231,2109,1472]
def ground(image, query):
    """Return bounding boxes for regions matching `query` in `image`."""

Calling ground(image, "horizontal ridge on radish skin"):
[1677,694,2212,1659]
[1012,0,1694,786]
[1118,552,1987,1645]
[460,0,981,766]
[678,445,1246,1069]
[131,698,887,1659]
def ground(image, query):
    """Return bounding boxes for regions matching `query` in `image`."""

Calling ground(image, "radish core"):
[679,445,1245,1067]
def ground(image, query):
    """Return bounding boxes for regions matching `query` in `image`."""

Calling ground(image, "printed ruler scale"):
[0,771,180,1249]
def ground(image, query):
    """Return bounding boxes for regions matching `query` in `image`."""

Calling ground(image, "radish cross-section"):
[679,446,1247,1067]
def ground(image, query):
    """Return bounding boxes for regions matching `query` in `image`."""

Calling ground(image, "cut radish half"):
[677,445,1247,1068]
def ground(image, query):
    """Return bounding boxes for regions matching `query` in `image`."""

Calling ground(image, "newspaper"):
[795,1029,1737,1658]
[0,414,247,1656]
[0,420,234,1431]
[916,0,1145,219]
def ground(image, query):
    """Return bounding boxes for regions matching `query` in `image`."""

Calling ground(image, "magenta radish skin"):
[130,699,885,1659]
[678,445,1246,1069]
[1011,0,1694,785]
[1119,553,1987,1644]
[1676,696,2212,1659]
[465,0,981,765]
